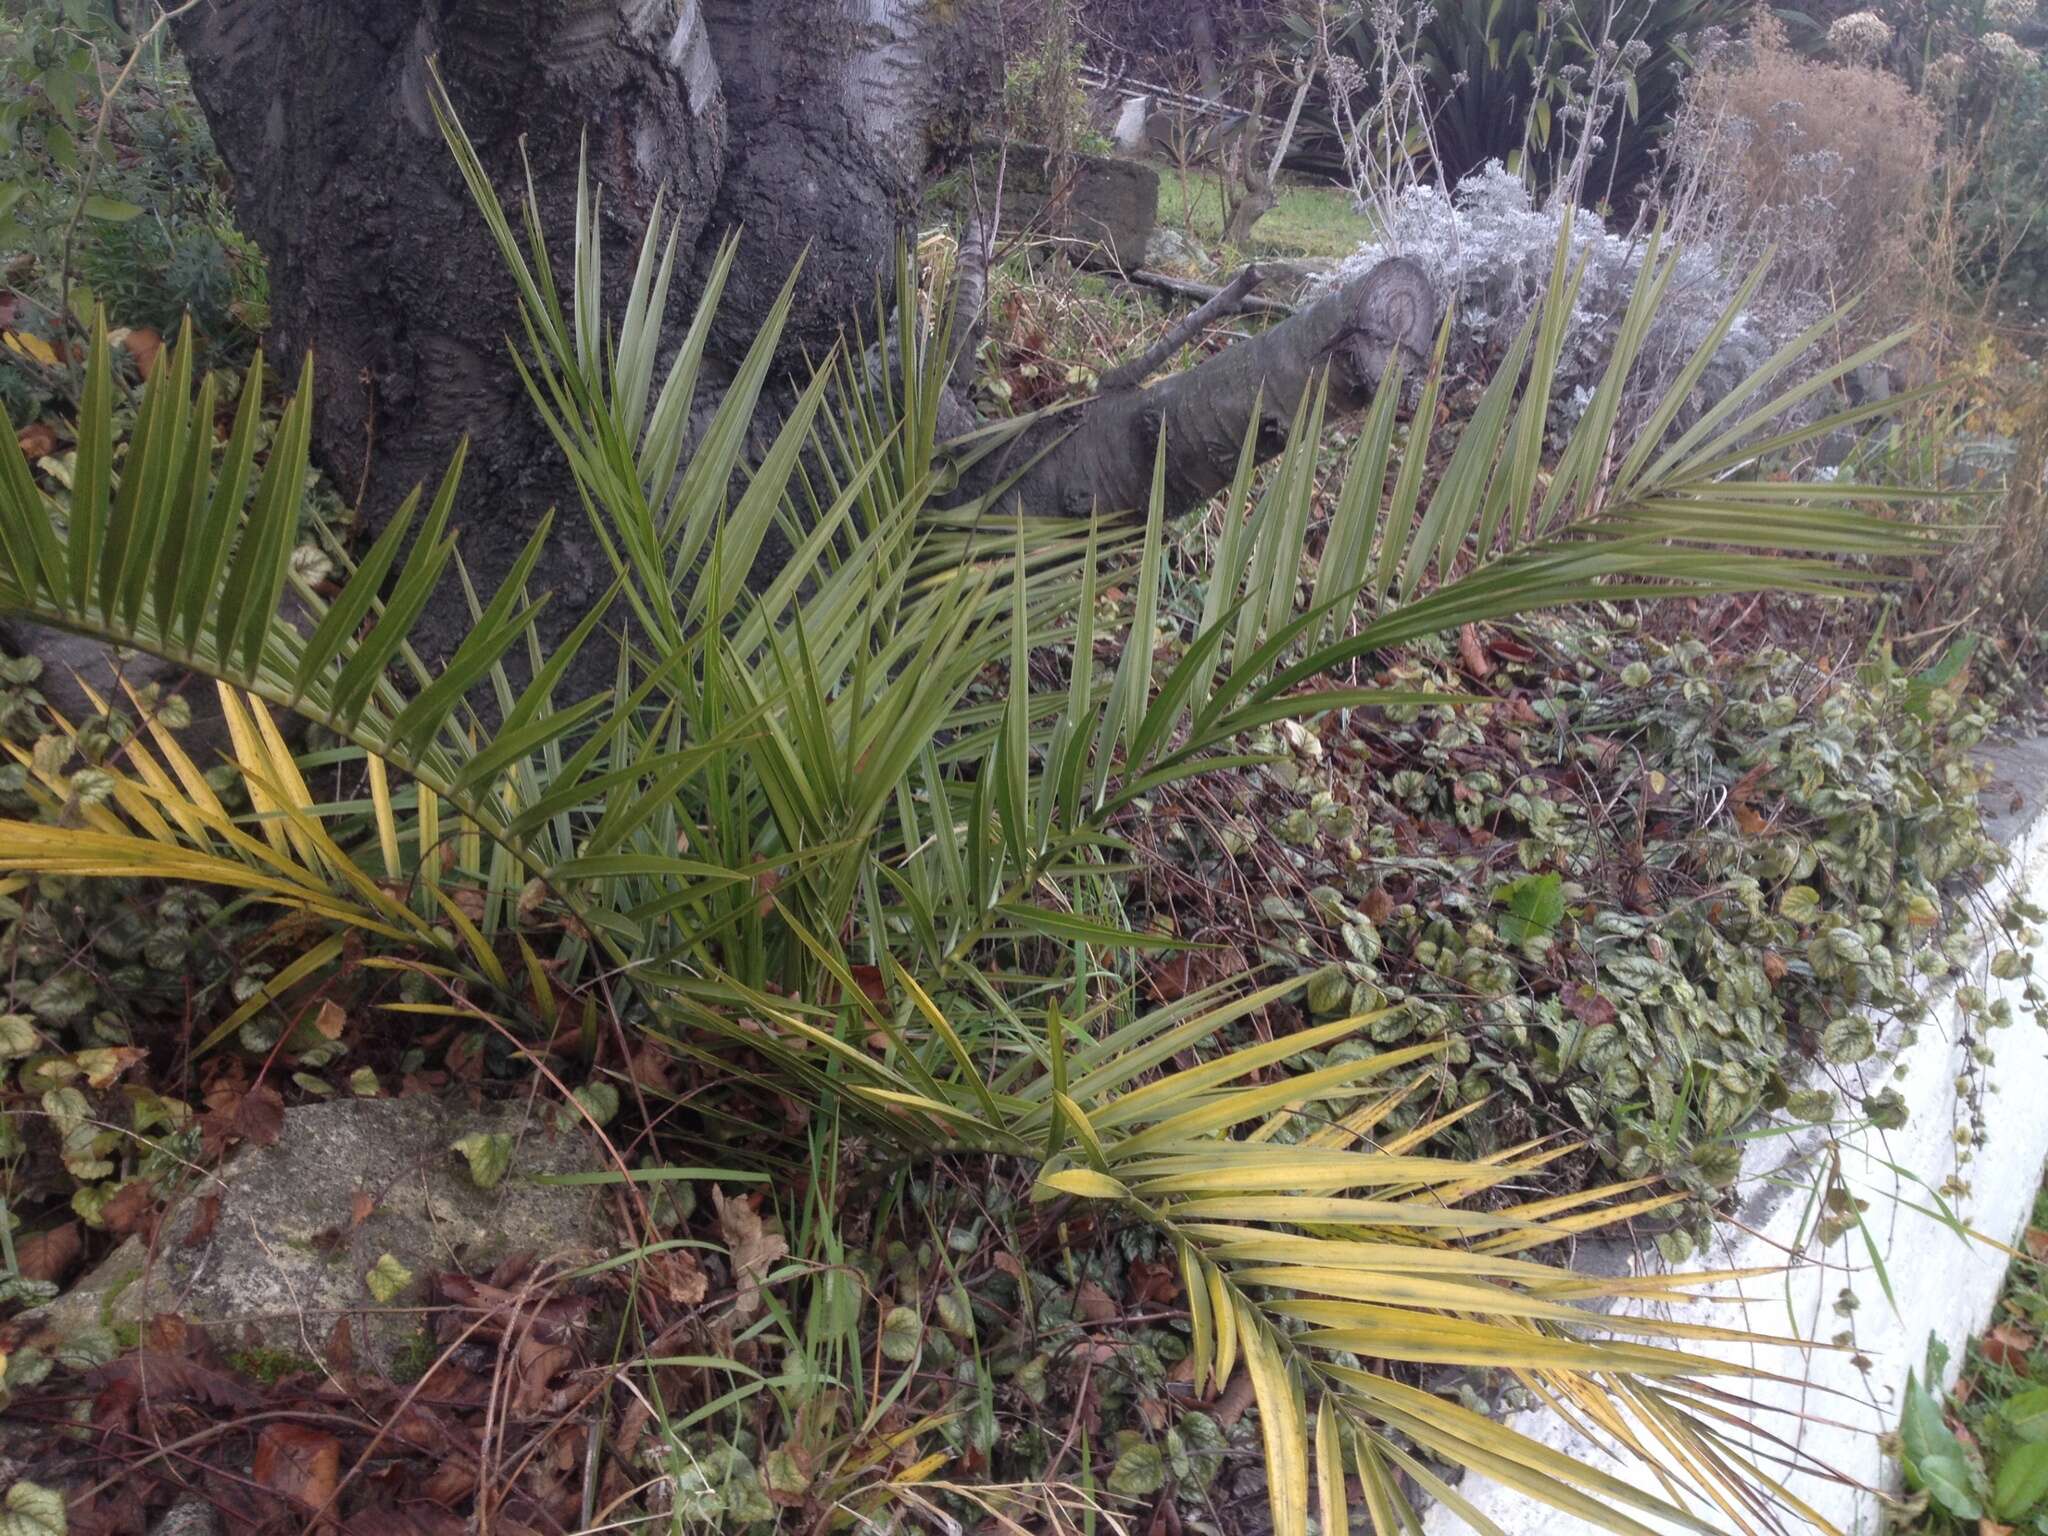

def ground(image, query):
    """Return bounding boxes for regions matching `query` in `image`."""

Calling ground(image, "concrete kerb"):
[1422,739,2048,1536]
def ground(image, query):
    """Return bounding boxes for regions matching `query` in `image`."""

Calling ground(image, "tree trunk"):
[1220,67,1310,249]
[169,1,1432,670]
[170,0,924,672]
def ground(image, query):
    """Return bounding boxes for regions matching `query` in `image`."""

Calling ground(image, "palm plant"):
[0,85,1942,1534]
[1322,0,1747,205]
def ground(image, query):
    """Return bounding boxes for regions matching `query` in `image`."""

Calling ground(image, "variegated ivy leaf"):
[365,1253,414,1303]
[1779,884,1823,924]
[0,1015,38,1058]
[451,1131,513,1190]
[1785,1087,1837,1123]
[38,1085,89,1136]
[1820,1013,1877,1065]
[27,971,93,1023]
[0,1481,65,1536]
[555,1081,619,1132]
[1109,1438,1165,1497]
[879,1304,920,1362]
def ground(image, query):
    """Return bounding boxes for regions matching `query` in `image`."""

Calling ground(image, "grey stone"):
[1941,433,2020,490]
[1846,360,1894,405]
[148,1499,221,1536]
[24,1096,608,1375]
[1142,226,1206,273]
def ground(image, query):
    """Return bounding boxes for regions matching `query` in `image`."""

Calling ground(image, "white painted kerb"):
[1424,747,2048,1536]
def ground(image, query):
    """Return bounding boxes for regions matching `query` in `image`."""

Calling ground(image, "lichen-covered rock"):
[1143,225,1206,274]
[24,1096,608,1376]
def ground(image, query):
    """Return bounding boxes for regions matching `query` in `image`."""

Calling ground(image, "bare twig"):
[949,214,995,392]
[1122,267,1295,318]
[1099,265,1263,391]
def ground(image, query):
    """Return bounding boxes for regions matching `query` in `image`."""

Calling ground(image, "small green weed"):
[0,3,267,421]
[1888,1178,2048,1531]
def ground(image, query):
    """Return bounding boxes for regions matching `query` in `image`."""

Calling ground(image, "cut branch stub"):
[973,258,1437,521]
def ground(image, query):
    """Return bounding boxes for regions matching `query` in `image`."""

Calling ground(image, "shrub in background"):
[1763,0,2048,326]
[1325,0,1748,207]
[1664,17,1936,311]
[1942,32,2048,324]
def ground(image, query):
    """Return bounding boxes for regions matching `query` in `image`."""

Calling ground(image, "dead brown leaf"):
[847,964,888,1004]
[201,1079,285,1155]
[100,1180,157,1237]
[16,421,58,462]
[2024,1227,2048,1262]
[119,326,163,376]
[420,1460,479,1507]
[80,1046,146,1089]
[1561,984,1618,1028]
[254,1422,342,1522]
[1982,1323,2036,1369]
[1127,1259,1180,1306]
[510,1336,577,1416]
[313,998,348,1040]
[143,1313,191,1354]
[1145,945,1244,1004]
[714,1187,787,1321]
[1457,623,1492,680]
[654,1248,709,1306]
[625,1041,674,1093]
[1076,1280,1118,1324]
[238,1083,286,1144]
[1211,1368,1256,1427]
[325,1316,356,1373]
[97,1350,260,1409]
[16,1222,81,1284]
[183,1192,221,1247]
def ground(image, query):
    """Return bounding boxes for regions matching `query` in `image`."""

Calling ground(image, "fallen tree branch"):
[1099,265,1264,391]
[1127,267,1297,317]
[963,257,1436,521]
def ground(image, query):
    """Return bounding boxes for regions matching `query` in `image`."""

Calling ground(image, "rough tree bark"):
[166,0,1434,663]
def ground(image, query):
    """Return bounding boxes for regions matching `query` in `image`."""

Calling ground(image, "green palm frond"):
[0,122,1939,998]
[0,85,1950,1536]
[750,974,1836,1536]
